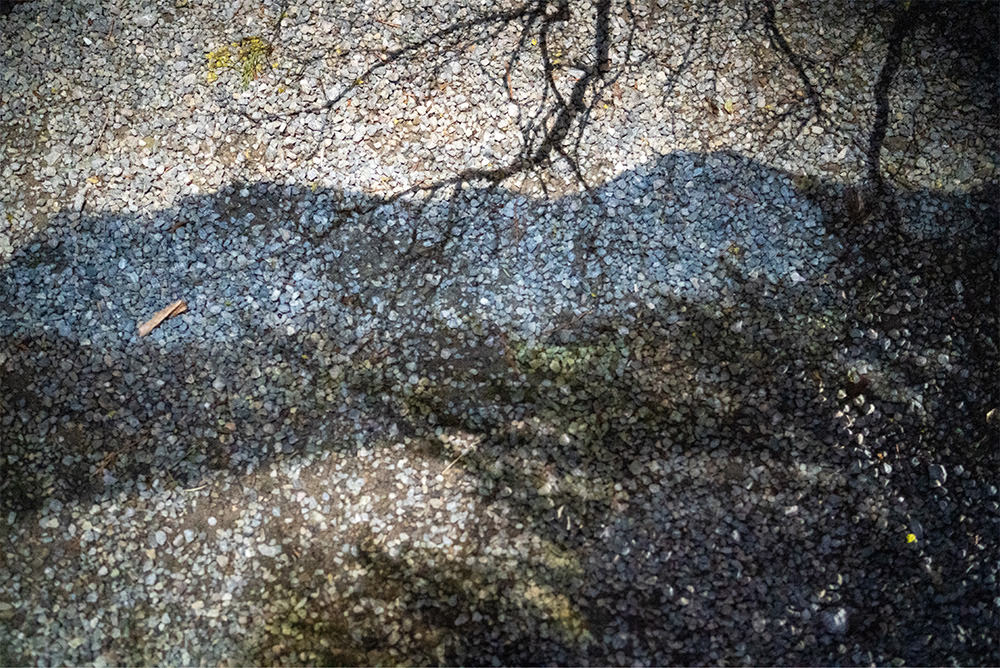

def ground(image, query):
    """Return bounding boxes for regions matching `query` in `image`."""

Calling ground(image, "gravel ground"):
[1,0,998,665]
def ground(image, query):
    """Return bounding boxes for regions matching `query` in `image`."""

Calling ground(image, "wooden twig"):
[97,110,111,138]
[96,109,114,151]
[138,299,187,336]
[374,17,400,28]
[440,450,469,475]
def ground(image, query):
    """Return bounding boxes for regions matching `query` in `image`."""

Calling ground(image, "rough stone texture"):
[0,0,997,665]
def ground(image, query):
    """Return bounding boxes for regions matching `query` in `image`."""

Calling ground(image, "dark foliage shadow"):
[1,145,997,663]
[1,0,998,663]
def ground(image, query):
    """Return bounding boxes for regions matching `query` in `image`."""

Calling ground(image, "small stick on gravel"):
[138,299,187,336]
[440,449,470,475]
[97,108,113,142]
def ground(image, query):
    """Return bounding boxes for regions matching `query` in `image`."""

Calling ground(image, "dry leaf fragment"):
[138,299,187,336]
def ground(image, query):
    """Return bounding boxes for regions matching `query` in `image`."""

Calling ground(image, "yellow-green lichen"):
[205,36,274,88]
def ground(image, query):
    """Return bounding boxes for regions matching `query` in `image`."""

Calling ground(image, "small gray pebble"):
[822,607,849,635]
[258,544,281,557]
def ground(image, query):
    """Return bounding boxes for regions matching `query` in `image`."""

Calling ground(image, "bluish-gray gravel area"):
[1,0,997,665]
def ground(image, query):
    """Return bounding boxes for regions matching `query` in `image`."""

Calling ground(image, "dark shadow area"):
[1,0,998,663]
[1,147,997,663]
